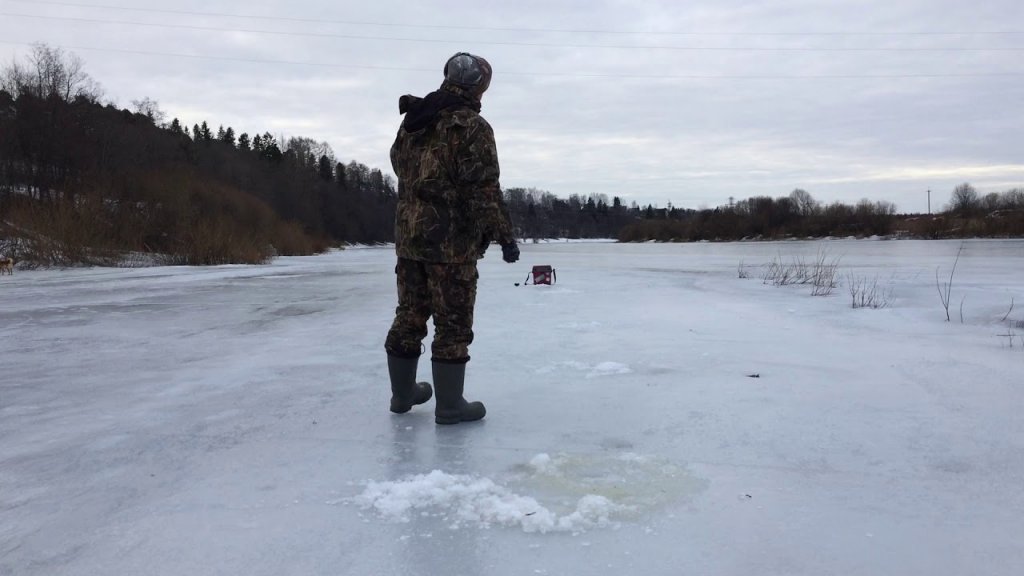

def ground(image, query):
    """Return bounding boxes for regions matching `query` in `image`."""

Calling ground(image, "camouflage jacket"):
[390,85,516,263]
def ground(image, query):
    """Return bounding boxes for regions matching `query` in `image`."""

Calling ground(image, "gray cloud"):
[2,0,1021,213]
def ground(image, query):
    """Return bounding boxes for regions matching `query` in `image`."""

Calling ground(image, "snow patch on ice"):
[534,361,632,378]
[590,362,632,377]
[350,470,623,533]
[557,320,603,330]
[528,453,558,475]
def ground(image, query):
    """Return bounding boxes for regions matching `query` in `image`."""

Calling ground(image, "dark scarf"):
[399,83,481,132]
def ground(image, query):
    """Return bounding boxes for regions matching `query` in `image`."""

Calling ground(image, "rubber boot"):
[388,354,433,414]
[432,361,486,425]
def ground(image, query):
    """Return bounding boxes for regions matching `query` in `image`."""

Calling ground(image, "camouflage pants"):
[385,258,478,362]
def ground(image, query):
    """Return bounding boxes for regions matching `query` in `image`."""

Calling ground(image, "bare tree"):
[949,182,979,216]
[874,200,897,216]
[789,188,819,216]
[131,97,166,125]
[980,192,1002,213]
[1004,189,1024,210]
[286,137,335,167]
[1,43,102,102]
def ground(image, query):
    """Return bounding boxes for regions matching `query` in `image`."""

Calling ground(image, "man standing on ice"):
[384,52,519,425]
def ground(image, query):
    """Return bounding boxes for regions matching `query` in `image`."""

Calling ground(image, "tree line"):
[613,184,1024,242]
[502,184,1024,243]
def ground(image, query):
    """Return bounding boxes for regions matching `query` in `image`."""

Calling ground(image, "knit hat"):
[443,52,492,97]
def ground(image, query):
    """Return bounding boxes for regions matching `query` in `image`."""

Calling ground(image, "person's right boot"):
[388,353,432,414]
[432,360,485,425]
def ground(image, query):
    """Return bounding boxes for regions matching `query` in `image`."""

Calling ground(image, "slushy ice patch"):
[350,453,704,533]
[513,452,706,512]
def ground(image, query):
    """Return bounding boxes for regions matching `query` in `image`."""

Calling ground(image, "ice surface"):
[2,239,1024,575]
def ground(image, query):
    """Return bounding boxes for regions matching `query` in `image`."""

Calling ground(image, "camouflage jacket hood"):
[390,84,516,263]
[400,82,481,133]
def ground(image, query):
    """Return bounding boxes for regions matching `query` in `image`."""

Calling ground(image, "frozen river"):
[2,238,1023,575]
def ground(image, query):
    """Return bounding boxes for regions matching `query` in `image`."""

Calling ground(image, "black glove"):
[501,242,520,263]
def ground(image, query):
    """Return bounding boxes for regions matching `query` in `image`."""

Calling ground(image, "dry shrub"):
[847,273,893,309]
[164,179,278,265]
[170,214,272,265]
[159,178,330,264]
[1,167,324,267]
[761,249,840,296]
[810,250,840,296]
[270,219,317,255]
[737,260,750,279]
[2,195,121,267]
[761,255,804,286]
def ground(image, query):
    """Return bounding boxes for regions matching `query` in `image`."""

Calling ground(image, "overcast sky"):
[1,0,1022,212]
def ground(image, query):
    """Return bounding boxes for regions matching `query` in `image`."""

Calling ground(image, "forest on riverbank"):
[3,45,1020,267]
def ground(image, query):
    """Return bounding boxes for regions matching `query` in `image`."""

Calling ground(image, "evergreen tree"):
[335,162,347,190]
[369,169,385,196]
[318,155,333,181]
[260,132,282,162]
[237,132,251,151]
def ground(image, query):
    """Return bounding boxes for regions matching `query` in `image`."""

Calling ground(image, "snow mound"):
[351,470,624,533]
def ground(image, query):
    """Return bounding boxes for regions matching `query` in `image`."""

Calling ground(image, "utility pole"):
[927,189,931,215]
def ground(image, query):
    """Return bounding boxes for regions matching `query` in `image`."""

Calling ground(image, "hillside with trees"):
[1,44,397,265]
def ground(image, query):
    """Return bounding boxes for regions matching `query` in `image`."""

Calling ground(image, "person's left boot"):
[388,354,433,414]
